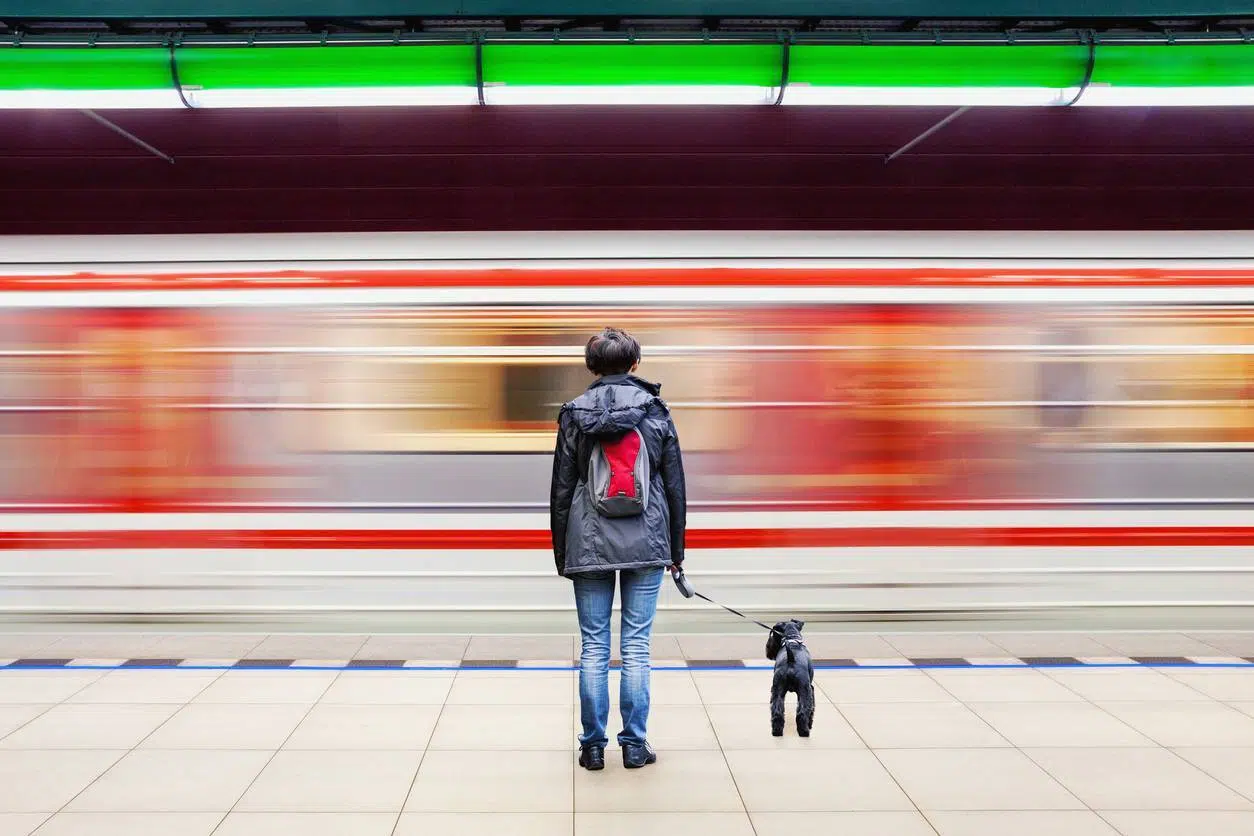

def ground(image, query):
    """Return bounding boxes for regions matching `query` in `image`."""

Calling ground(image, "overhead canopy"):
[2,40,1254,107]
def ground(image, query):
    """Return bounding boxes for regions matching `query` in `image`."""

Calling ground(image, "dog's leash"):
[670,566,783,637]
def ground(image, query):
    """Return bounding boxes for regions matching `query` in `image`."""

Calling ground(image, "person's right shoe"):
[578,744,605,771]
[622,741,657,769]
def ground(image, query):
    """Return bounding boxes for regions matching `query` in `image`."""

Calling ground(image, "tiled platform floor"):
[4,636,1254,834]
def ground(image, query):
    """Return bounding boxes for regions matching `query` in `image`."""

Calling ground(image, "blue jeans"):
[572,566,664,749]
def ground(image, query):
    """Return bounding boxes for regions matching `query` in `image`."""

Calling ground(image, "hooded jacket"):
[550,374,686,577]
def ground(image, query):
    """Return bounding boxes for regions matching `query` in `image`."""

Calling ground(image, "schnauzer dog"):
[766,619,815,737]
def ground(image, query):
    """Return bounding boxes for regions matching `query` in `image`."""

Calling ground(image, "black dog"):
[765,619,815,737]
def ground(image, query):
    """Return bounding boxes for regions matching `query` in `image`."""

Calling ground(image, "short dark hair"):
[585,327,641,376]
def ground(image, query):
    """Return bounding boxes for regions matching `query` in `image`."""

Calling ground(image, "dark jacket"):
[550,374,686,577]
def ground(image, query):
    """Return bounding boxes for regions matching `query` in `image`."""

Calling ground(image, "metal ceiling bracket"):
[884,105,970,164]
[80,109,174,163]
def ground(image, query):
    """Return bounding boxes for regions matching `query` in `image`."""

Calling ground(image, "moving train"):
[0,231,1250,626]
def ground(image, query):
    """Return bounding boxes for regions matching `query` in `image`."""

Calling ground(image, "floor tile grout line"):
[692,669,758,835]
[815,677,942,836]
[388,661,462,835]
[1159,745,1254,807]
[205,670,340,835]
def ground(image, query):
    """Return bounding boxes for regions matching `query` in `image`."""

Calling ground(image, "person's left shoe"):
[578,744,605,771]
[622,741,657,769]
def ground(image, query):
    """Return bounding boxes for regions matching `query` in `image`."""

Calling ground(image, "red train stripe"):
[0,527,1251,550]
[3,267,1254,292]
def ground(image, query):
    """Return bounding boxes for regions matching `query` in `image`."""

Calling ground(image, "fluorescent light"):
[1074,85,1254,106]
[784,85,1081,106]
[483,84,780,105]
[0,89,184,109]
[182,85,480,108]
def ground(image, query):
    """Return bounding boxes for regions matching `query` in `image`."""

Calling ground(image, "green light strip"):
[175,44,475,89]
[482,43,780,86]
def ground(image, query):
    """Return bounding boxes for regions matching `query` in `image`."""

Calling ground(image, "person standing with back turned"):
[550,327,687,771]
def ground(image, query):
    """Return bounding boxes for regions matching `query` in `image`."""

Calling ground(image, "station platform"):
[2,631,1254,835]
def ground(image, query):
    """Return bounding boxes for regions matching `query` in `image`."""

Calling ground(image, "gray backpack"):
[588,426,650,517]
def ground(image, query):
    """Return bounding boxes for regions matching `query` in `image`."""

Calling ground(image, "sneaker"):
[578,744,605,771]
[622,741,657,769]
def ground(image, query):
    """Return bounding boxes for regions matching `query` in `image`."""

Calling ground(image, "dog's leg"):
[769,672,786,737]
[796,677,815,737]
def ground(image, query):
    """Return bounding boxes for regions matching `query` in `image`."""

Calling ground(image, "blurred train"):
[0,231,1251,627]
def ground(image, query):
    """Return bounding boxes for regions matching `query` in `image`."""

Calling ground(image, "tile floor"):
[0,634,1253,833]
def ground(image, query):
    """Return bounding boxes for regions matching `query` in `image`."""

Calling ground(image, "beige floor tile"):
[1172,747,1254,800]
[284,704,440,750]
[576,750,742,812]
[928,670,1086,702]
[752,812,935,836]
[595,671,702,706]
[29,812,223,836]
[1162,671,1254,701]
[65,750,271,812]
[212,813,395,836]
[0,814,46,836]
[446,674,573,706]
[395,813,572,835]
[573,705,719,750]
[1097,702,1254,747]
[244,636,367,660]
[691,671,783,705]
[192,674,335,705]
[705,704,864,749]
[727,749,914,812]
[235,750,421,812]
[354,636,470,661]
[1043,669,1212,702]
[0,675,106,704]
[319,673,453,705]
[801,635,901,659]
[819,672,955,704]
[1024,747,1254,810]
[404,750,572,812]
[432,704,571,750]
[877,749,1083,811]
[983,634,1120,658]
[149,636,265,658]
[577,812,755,836]
[0,704,177,750]
[140,704,309,750]
[0,706,51,738]
[676,635,764,661]
[841,702,1009,749]
[1090,633,1221,657]
[925,811,1119,836]
[1098,811,1254,835]
[68,672,220,705]
[967,702,1153,747]
[464,636,574,661]
[885,634,1009,658]
[0,750,123,813]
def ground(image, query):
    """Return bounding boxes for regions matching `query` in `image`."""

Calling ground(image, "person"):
[550,327,686,772]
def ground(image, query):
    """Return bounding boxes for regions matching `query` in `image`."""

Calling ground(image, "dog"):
[765,619,815,737]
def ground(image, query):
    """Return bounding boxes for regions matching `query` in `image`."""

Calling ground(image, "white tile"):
[431,704,571,750]
[1097,702,1254,747]
[192,674,335,705]
[446,674,572,706]
[319,673,453,705]
[1163,671,1254,701]
[29,812,223,836]
[1098,811,1254,836]
[140,704,310,750]
[284,705,440,750]
[0,814,46,836]
[691,671,782,705]
[1043,669,1212,702]
[0,675,104,704]
[819,672,955,704]
[578,812,755,836]
[705,704,864,749]
[752,812,936,836]
[877,749,1083,811]
[68,672,220,705]
[1024,747,1254,810]
[65,750,271,812]
[404,750,572,812]
[576,750,744,812]
[1172,747,1254,800]
[727,749,914,812]
[0,704,177,749]
[212,813,396,836]
[572,705,720,751]
[928,670,1086,703]
[0,706,51,738]
[235,750,421,812]
[925,811,1119,836]
[0,750,124,812]
[597,671,703,706]
[967,702,1153,747]
[840,702,1009,749]
[395,813,572,836]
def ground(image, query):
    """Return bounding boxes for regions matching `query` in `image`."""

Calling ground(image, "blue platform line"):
[3,662,1254,672]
